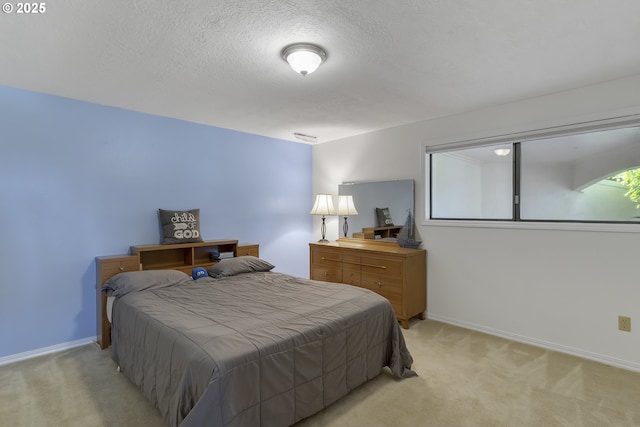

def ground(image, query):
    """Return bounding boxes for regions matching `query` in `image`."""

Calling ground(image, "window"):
[427,119,640,224]
[430,145,513,220]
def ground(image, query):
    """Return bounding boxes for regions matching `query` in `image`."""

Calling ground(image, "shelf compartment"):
[193,242,237,265]
[131,240,239,271]
[137,247,191,270]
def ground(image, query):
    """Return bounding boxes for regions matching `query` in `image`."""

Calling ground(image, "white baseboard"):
[427,314,640,373]
[0,337,97,367]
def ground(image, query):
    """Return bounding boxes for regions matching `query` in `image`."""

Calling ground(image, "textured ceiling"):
[1,0,640,143]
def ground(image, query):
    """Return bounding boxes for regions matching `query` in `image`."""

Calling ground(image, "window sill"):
[421,219,640,233]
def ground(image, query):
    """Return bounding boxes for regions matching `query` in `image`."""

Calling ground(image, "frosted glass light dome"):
[282,43,327,76]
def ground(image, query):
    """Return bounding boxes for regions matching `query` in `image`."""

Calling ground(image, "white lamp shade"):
[337,195,358,216]
[309,194,336,215]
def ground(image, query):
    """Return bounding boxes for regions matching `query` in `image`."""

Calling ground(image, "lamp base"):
[317,216,329,244]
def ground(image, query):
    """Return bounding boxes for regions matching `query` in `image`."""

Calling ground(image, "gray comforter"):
[109,271,415,427]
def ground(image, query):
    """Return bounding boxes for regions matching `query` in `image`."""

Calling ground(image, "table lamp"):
[309,194,335,243]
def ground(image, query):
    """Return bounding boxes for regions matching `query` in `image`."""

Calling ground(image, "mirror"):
[338,179,414,239]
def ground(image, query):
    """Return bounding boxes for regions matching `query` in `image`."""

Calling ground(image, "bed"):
[102,256,416,427]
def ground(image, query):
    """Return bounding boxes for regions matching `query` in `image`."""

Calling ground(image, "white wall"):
[312,74,640,372]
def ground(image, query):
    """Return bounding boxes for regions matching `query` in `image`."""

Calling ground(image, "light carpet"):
[2,319,639,426]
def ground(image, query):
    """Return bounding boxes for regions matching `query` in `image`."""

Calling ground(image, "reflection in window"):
[427,123,640,223]
[520,127,640,222]
[612,168,640,209]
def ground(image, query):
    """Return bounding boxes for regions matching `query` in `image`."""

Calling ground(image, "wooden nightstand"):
[95,255,138,349]
[237,243,260,257]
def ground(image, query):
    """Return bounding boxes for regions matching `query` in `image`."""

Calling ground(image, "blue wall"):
[0,86,313,358]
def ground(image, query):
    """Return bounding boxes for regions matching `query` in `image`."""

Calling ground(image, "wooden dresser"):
[309,240,427,329]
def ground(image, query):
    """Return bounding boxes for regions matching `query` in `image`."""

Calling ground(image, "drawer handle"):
[119,267,124,271]
[342,259,387,269]
[377,281,383,288]
[362,262,386,269]
[319,257,387,269]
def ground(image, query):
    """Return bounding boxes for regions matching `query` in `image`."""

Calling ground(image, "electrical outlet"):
[618,315,631,332]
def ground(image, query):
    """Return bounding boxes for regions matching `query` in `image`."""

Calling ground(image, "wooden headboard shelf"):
[95,240,259,349]
[131,239,239,273]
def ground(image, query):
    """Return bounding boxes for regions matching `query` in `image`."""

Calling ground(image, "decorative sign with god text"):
[159,208,203,244]
[171,211,200,239]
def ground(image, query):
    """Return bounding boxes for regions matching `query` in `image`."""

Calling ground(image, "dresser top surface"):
[310,240,426,255]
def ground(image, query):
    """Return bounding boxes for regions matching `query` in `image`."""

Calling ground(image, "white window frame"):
[423,114,640,233]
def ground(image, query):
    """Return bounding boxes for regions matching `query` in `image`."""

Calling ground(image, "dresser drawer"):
[360,256,403,277]
[361,272,402,293]
[310,248,342,283]
[370,287,402,305]
[342,254,361,268]
[360,275,402,306]
[311,265,342,283]
[311,249,341,266]
[342,269,361,286]
[341,254,361,282]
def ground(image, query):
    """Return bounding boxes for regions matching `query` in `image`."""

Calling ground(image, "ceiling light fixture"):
[494,148,511,156]
[281,43,327,76]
